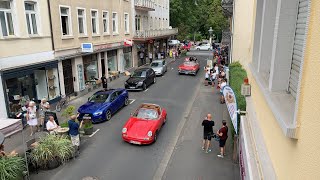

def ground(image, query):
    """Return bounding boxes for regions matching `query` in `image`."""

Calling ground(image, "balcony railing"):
[134,28,178,39]
[134,0,155,11]
[221,0,233,17]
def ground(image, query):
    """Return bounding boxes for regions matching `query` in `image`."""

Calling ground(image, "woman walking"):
[27,101,38,136]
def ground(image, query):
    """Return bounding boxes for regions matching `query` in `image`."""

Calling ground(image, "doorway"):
[62,59,74,95]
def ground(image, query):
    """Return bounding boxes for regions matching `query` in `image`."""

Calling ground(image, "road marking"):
[89,129,100,137]
[129,99,136,104]
[144,88,149,92]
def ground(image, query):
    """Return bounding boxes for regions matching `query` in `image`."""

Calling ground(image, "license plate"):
[185,72,189,74]
[129,87,135,89]
[130,140,141,145]
[83,116,91,120]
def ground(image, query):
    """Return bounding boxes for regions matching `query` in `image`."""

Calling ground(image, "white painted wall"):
[72,57,84,92]
[58,61,65,96]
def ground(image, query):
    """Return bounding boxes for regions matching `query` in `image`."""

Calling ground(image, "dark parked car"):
[125,68,156,90]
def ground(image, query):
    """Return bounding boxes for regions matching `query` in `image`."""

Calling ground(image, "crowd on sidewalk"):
[201,45,230,158]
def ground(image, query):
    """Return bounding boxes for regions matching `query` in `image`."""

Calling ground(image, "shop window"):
[107,50,117,71]
[83,54,98,83]
[123,47,132,69]
[0,0,14,37]
[25,2,38,35]
[60,6,72,36]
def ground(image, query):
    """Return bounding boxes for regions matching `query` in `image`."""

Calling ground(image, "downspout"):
[47,0,55,51]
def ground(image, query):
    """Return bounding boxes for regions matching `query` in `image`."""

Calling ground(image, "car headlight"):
[122,128,127,133]
[93,111,103,116]
[147,131,153,137]
[137,82,143,86]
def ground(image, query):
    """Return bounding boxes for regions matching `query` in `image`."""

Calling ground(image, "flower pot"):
[84,126,93,135]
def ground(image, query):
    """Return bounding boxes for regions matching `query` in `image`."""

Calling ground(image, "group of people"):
[202,114,229,158]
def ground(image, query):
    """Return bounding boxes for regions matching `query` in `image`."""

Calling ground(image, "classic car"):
[178,61,200,75]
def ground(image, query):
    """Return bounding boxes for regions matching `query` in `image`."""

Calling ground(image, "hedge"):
[228,62,247,135]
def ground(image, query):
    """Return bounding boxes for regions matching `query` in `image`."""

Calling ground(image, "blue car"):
[78,88,129,123]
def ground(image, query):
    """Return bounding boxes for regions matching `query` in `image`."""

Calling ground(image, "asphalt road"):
[31,54,211,180]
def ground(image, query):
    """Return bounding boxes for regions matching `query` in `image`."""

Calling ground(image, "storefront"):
[123,47,133,70]
[107,50,118,71]
[83,54,99,82]
[2,61,60,116]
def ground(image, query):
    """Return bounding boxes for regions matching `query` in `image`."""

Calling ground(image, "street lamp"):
[208,27,213,48]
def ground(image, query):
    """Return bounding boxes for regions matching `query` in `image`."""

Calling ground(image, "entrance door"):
[62,59,74,95]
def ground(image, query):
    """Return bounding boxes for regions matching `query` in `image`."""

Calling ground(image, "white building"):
[131,0,178,67]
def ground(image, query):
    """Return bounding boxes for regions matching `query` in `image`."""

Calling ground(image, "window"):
[91,10,99,34]
[112,12,118,33]
[135,15,140,31]
[102,11,109,34]
[24,2,38,35]
[0,0,14,36]
[77,8,86,35]
[60,6,71,36]
[124,13,129,34]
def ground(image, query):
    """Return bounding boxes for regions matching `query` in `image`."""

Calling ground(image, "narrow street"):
[29,53,240,180]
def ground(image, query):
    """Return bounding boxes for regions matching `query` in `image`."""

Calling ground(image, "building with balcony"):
[132,0,178,66]
[49,0,133,97]
[231,0,320,179]
[0,0,56,118]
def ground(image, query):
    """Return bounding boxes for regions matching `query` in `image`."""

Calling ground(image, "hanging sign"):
[124,39,133,46]
[81,43,93,53]
[222,85,238,134]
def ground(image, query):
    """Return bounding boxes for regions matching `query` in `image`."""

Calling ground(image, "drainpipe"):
[47,0,55,51]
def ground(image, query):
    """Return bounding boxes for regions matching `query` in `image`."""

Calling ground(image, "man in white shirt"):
[46,116,59,134]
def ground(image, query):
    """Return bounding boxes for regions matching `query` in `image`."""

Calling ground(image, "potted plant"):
[61,105,76,119]
[0,156,26,180]
[29,135,73,170]
[83,119,93,135]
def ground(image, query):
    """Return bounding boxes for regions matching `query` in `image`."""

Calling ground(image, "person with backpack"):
[217,120,228,158]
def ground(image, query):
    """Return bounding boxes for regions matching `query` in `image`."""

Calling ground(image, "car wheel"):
[124,97,129,106]
[153,77,156,84]
[142,83,147,90]
[197,48,200,51]
[105,110,112,121]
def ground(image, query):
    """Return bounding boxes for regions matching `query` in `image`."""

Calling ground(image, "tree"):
[170,0,229,42]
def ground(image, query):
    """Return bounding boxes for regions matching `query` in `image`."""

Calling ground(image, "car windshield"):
[183,62,196,66]
[151,62,162,67]
[132,70,147,77]
[135,108,159,120]
[88,94,109,103]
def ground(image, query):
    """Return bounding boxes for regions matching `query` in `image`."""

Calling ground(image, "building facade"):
[231,0,320,179]
[49,0,133,97]
[0,0,55,118]
[132,0,178,67]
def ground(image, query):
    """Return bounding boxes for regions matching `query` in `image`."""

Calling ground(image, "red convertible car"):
[178,61,200,75]
[122,103,167,145]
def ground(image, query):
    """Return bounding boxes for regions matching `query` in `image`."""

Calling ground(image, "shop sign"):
[124,39,133,46]
[222,85,238,133]
[81,43,93,53]
[95,42,121,51]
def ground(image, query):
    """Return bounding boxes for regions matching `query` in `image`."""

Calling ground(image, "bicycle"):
[55,95,70,112]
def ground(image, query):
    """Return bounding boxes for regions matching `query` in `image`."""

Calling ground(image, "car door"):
[147,70,153,85]
[157,108,165,128]
[109,92,121,113]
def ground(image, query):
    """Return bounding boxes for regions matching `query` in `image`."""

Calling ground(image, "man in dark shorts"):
[201,114,215,153]
[217,120,228,158]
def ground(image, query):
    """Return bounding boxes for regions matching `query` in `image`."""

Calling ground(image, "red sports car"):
[178,61,200,75]
[122,103,167,145]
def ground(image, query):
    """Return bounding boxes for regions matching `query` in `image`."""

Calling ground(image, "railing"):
[134,28,178,39]
[134,0,155,10]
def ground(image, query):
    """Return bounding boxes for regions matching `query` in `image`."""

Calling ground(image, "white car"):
[196,44,212,51]
[168,40,180,46]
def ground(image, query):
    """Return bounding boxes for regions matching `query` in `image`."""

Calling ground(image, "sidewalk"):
[3,57,176,156]
[163,81,240,180]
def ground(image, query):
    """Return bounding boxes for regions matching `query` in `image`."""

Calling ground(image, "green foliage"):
[61,105,76,119]
[83,119,93,129]
[60,121,69,128]
[229,62,247,135]
[170,0,229,41]
[0,156,26,180]
[181,49,188,57]
[29,135,74,168]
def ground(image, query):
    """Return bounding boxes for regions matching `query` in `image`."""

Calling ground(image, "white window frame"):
[102,10,109,34]
[0,0,15,37]
[76,7,87,36]
[59,5,73,37]
[24,1,39,36]
[90,9,99,35]
[124,12,129,34]
[112,12,118,34]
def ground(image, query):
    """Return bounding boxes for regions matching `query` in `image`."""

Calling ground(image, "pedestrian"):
[204,65,210,85]
[149,52,153,63]
[201,114,215,153]
[101,74,108,90]
[173,49,176,61]
[68,114,83,157]
[39,98,50,131]
[46,115,59,134]
[27,101,38,136]
[220,78,227,104]
[217,120,228,158]
[139,51,145,64]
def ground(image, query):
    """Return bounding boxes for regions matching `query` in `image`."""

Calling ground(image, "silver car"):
[150,60,167,76]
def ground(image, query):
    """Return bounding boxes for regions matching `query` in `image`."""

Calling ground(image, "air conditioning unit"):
[241,84,251,96]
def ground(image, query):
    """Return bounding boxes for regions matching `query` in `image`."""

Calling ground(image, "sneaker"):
[208,149,212,152]
[201,147,205,151]
[217,154,224,158]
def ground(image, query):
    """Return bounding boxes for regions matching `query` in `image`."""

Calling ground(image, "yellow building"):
[230,0,320,179]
